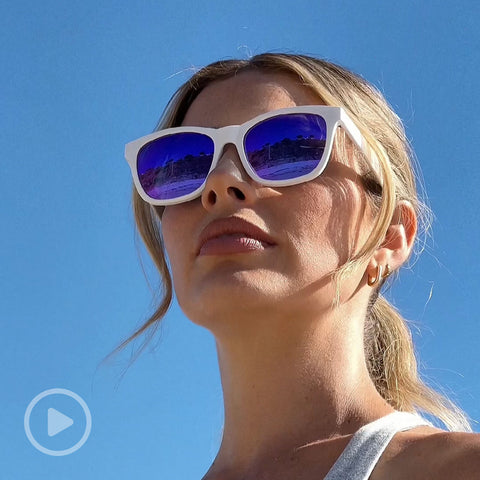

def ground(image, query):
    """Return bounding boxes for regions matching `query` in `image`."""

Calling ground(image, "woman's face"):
[161,70,373,327]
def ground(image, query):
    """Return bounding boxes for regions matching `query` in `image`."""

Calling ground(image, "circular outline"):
[24,388,92,456]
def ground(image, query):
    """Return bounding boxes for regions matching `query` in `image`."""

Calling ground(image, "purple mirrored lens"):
[137,132,214,200]
[244,113,327,180]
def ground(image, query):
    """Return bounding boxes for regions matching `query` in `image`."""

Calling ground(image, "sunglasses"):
[125,105,381,206]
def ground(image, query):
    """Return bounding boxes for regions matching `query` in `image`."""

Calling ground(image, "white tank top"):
[323,411,434,480]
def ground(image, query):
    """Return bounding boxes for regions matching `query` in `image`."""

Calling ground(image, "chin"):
[177,284,283,326]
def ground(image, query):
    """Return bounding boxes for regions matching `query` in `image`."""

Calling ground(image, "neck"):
[206,306,394,478]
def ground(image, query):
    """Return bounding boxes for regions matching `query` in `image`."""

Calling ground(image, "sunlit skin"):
[160,71,448,479]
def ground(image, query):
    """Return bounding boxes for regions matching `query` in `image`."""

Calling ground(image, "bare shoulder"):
[375,426,480,480]
[416,429,480,479]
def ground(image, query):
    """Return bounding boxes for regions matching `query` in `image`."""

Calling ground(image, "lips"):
[196,217,276,256]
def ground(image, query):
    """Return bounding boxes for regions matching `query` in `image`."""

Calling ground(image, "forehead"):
[181,70,323,128]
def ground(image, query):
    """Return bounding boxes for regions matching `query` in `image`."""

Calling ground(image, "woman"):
[119,53,480,479]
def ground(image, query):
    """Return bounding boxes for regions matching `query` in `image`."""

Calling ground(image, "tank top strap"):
[323,411,433,480]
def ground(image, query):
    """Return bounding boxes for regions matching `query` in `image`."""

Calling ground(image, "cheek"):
[160,207,190,283]
[160,207,175,257]
[278,186,339,282]
[289,184,335,246]
[287,180,366,268]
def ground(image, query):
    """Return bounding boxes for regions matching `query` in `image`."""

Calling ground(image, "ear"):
[367,200,417,277]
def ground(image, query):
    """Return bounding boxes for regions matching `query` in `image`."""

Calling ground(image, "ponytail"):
[365,295,472,432]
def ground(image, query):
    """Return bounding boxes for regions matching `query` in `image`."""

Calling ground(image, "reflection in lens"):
[244,113,327,180]
[137,133,214,200]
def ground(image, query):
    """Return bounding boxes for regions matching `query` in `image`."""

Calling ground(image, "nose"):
[200,144,261,210]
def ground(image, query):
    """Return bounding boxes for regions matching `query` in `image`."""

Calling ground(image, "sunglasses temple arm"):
[338,113,383,186]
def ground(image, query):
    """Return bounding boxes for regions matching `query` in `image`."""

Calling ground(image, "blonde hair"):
[108,53,472,432]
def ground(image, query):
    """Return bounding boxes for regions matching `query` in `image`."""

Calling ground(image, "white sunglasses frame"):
[125,105,382,206]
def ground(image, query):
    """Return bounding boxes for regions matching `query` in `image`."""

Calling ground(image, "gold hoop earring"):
[367,264,384,287]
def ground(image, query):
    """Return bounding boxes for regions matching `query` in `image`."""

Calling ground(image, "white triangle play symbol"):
[48,408,74,437]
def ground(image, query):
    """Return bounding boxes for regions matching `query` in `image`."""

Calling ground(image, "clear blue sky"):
[2,1,479,478]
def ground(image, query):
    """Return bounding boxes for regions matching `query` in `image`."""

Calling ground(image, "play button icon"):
[24,388,92,456]
[48,408,74,436]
